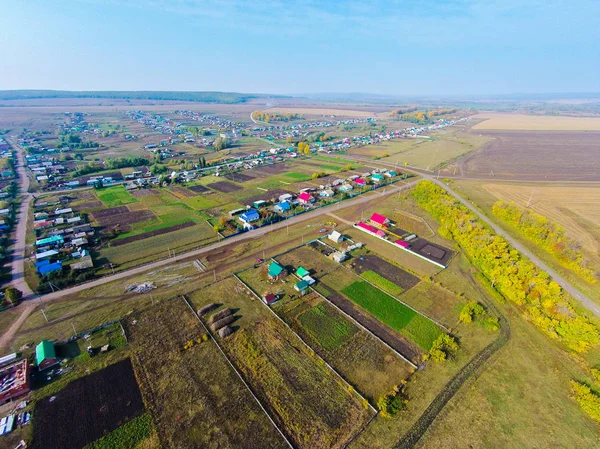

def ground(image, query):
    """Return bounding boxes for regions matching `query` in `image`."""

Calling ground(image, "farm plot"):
[90,205,156,230]
[96,185,137,207]
[225,172,254,182]
[169,185,197,198]
[341,281,443,351]
[208,180,243,192]
[461,131,600,181]
[129,188,159,198]
[188,184,209,193]
[32,358,145,449]
[125,297,287,449]
[272,293,414,403]
[222,318,372,449]
[352,254,420,293]
[109,221,197,246]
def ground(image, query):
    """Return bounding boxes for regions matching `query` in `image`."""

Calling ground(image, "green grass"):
[283,172,312,181]
[96,186,138,207]
[341,281,442,350]
[298,302,358,351]
[85,413,153,449]
[360,270,404,296]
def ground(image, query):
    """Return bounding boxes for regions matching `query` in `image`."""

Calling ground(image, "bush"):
[570,380,600,423]
[85,413,153,449]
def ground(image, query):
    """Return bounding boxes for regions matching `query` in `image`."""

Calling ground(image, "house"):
[274,201,291,213]
[369,213,390,227]
[38,261,62,275]
[371,174,385,183]
[267,261,287,280]
[332,179,344,187]
[384,170,397,178]
[298,192,314,204]
[329,230,343,243]
[331,251,348,263]
[0,359,30,404]
[355,178,366,186]
[302,275,316,285]
[294,280,309,295]
[35,249,58,260]
[339,184,353,193]
[296,266,310,278]
[263,292,278,305]
[36,340,59,370]
[278,193,293,203]
[239,209,260,224]
[320,189,335,197]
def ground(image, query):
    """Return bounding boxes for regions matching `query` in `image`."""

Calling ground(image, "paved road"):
[347,156,600,318]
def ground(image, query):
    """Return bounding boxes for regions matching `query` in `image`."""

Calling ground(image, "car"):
[319,228,327,233]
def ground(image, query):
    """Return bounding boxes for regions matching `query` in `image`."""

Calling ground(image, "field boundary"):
[393,208,436,238]
[180,295,294,449]
[233,275,378,418]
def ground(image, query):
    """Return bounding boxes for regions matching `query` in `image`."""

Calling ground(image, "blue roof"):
[38,261,62,275]
[240,209,260,222]
[276,201,291,211]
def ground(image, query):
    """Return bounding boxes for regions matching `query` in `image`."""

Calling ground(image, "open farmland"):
[125,297,287,449]
[273,292,414,403]
[32,358,145,449]
[189,277,372,449]
[472,113,600,130]
[341,281,443,351]
[460,131,600,181]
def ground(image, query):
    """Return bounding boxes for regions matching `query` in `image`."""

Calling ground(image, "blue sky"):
[0,0,599,95]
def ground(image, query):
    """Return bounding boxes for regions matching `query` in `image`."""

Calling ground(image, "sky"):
[0,0,599,96]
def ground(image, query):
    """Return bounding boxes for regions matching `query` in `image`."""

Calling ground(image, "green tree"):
[4,287,22,306]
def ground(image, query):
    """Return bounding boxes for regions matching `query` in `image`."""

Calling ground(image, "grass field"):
[361,270,404,296]
[298,300,358,351]
[96,186,138,207]
[341,281,443,350]
[126,297,287,449]
[472,113,600,130]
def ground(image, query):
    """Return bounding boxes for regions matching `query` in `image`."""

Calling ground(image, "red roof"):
[263,293,277,304]
[357,222,377,233]
[370,213,388,225]
[298,192,312,201]
[375,230,386,237]
[355,179,366,185]
[395,239,410,248]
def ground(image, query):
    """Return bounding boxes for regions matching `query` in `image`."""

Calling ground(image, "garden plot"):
[125,297,287,449]
[351,254,421,293]
[225,172,254,182]
[96,185,137,207]
[109,221,196,246]
[90,205,156,230]
[188,184,209,193]
[208,180,243,192]
[129,188,159,198]
[169,185,197,198]
[33,358,145,449]
[272,292,414,403]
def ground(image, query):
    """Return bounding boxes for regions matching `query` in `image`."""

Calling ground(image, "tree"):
[218,216,229,227]
[213,137,230,151]
[4,287,22,306]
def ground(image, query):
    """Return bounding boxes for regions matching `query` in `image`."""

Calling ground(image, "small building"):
[253,200,267,209]
[369,213,390,228]
[239,209,260,224]
[384,170,397,178]
[0,359,30,404]
[278,193,293,203]
[268,261,287,281]
[355,178,366,186]
[263,293,278,305]
[329,230,343,243]
[273,201,291,213]
[339,184,353,193]
[38,261,62,275]
[371,174,385,183]
[302,275,316,285]
[298,192,314,204]
[320,189,335,197]
[296,266,310,278]
[331,251,348,263]
[36,340,59,371]
[294,280,309,295]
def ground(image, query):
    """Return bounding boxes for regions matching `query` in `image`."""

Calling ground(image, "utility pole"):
[527,190,534,208]
[41,308,48,322]
[71,321,77,337]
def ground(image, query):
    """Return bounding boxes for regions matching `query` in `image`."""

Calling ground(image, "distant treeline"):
[390,107,458,123]
[0,90,288,104]
[253,111,302,122]
[73,157,149,177]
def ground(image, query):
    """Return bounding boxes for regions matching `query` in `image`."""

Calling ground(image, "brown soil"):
[130,188,159,198]
[207,181,243,193]
[110,222,196,246]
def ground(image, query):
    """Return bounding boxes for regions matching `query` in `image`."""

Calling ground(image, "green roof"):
[296,266,309,277]
[36,340,56,366]
[295,280,309,290]
[372,174,384,180]
[268,262,284,277]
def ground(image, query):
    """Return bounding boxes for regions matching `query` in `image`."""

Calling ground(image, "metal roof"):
[36,340,56,366]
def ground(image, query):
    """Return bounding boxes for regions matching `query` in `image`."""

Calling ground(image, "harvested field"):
[130,188,159,198]
[110,221,196,246]
[225,172,254,182]
[188,184,209,193]
[170,186,197,198]
[267,107,376,117]
[125,298,286,449]
[32,358,145,449]
[91,206,156,228]
[222,319,372,449]
[251,163,289,176]
[472,113,600,131]
[208,180,243,192]
[242,189,293,207]
[73,200,103,211]
[341,281,443,351]
[461,131,600,181]
[273,294,413,402]
[352,254,420,292]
